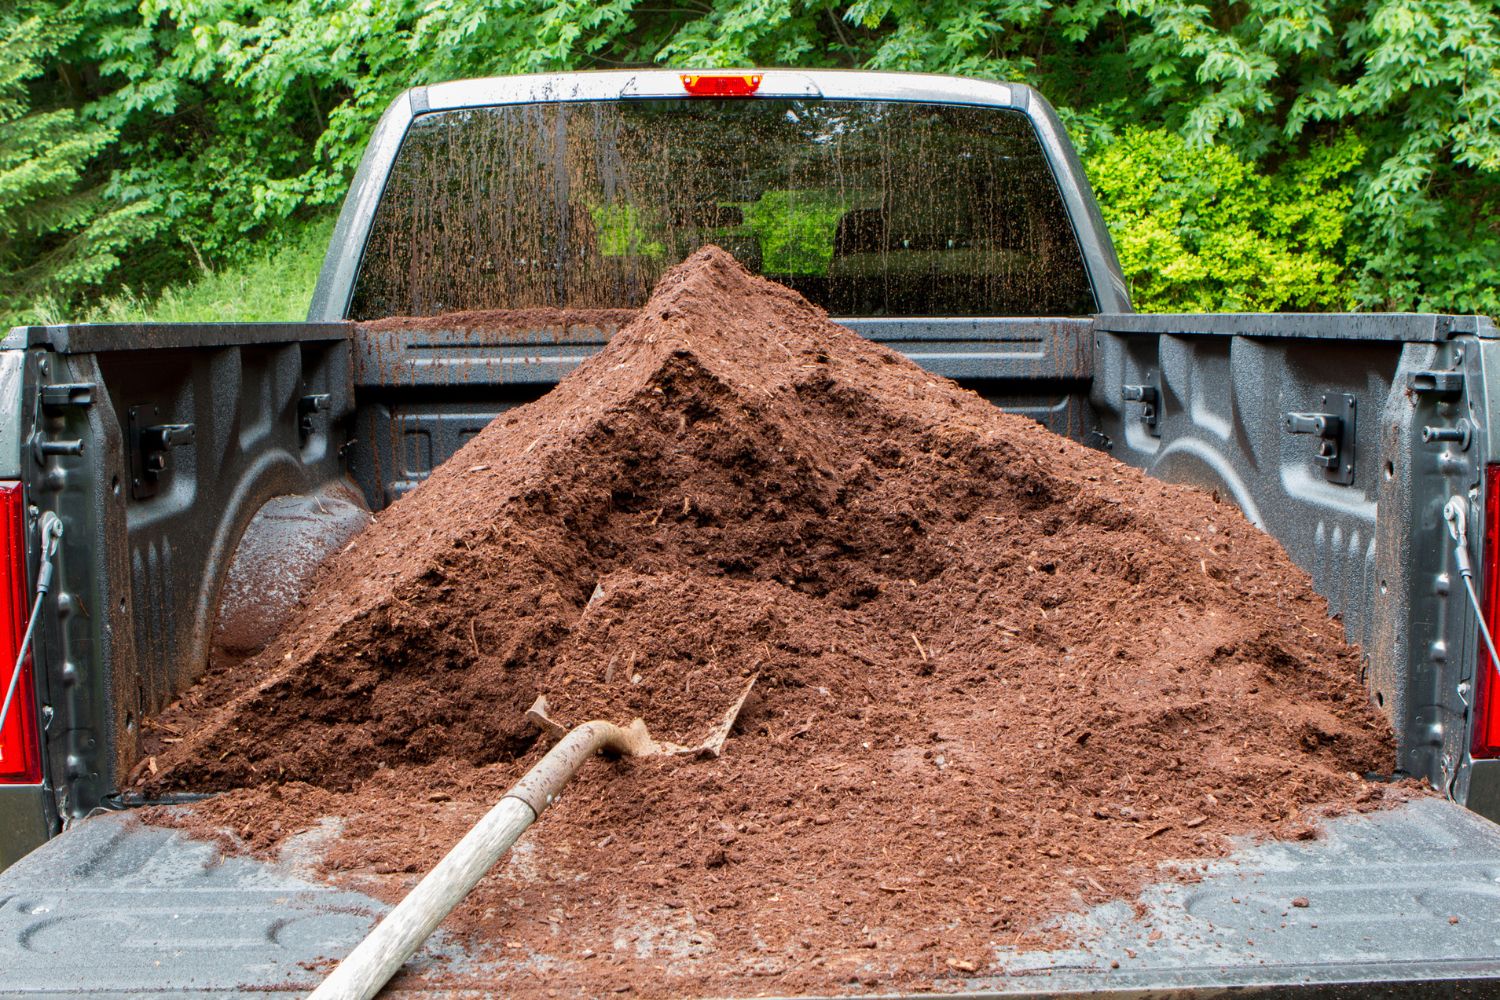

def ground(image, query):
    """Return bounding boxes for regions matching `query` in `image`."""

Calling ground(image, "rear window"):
[349,99,1096,320]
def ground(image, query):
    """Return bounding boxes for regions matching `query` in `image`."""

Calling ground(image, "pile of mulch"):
[141,246,1400,997]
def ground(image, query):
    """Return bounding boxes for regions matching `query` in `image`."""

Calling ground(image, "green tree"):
[3,0,1498,321]
[1087,128,1363,311]
[0,3,153,321]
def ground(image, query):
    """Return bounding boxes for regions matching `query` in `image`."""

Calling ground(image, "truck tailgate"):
[2,799,1497,996]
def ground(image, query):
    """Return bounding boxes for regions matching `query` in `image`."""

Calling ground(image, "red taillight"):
[680,73,762,97]
[0,482,39,783]
[1474,465,1500,758]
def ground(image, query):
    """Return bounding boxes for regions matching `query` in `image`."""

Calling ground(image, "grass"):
[69,216,336,325]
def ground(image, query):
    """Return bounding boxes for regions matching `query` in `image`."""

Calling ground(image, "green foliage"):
[3,0,1499,319]
[740,190,854,275]
[1087,128,1363,312]
[0,2,155,324]
[589,203,666,259]
[33,214,332,324]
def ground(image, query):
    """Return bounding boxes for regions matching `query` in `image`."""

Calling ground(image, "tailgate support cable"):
[1444,497,1500,680]
[0,513,63,740]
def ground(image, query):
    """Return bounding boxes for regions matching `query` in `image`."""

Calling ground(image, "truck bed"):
[5,308,1499,995]
[3,797,1498,996]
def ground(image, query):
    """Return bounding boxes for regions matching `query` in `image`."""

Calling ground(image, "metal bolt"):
[1422,420,1472,449]
[38,439,83,456]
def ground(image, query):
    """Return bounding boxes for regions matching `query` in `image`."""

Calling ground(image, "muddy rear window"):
[349,99,1097,319]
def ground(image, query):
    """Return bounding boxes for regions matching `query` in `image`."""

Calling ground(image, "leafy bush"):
[61,215,334,324]
[2,0,1497,321]
[741,191,854,275]
[589,204,666,259]
[1087,128,1363,312]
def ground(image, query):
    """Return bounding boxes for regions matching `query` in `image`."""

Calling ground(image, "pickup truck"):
[2,69,1500,997]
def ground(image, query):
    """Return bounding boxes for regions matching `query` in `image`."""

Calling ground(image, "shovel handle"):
[308,719,648,1000]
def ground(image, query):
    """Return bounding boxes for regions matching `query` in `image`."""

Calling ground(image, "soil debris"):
[142,246,1400,997]
[358,306,636,334]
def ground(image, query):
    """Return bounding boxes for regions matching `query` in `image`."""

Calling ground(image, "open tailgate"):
[1,798,1498,997]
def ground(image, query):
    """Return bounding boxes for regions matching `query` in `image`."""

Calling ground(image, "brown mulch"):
[141,246,1401,997]
[357,306,636,334]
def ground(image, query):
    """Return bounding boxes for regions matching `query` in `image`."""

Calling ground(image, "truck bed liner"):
[2,799,1497,997]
